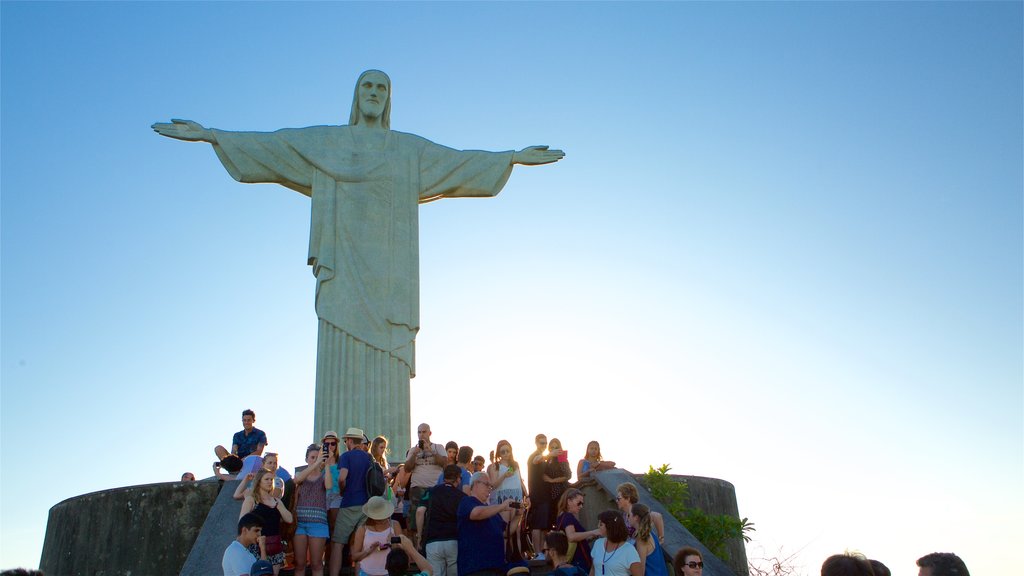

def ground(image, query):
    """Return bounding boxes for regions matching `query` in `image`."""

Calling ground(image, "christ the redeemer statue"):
[153,70,564,450]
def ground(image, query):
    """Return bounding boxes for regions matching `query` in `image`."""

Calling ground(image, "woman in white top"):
[353,496,404,576]
[487,439,528,559]
[590,510,641,576]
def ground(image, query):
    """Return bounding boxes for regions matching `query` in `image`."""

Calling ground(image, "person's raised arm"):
[469,499,514,521]
[274,496,294,524]
[297,453,327,485]
[405,447,419,471]
[399,534,433,576]
[512,145,565,166]
[212,462,235,482]
[151,119,217,143]
[233,473,255,500]
[652,511,665,543]
[577,459,588,480]
[239,494,256,518]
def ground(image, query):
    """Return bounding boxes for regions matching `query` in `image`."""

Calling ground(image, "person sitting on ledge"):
[215,409,268,474]
[576,441,615,481]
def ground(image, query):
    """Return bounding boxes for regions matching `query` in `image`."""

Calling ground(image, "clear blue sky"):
[2,2,1021,574]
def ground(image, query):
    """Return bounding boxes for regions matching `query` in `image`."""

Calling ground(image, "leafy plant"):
[640,464,755,561]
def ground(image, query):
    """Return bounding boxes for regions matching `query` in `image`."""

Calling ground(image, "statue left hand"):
[513,145,565,165]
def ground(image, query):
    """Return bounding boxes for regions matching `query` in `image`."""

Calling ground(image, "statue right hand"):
[151,118,214,143]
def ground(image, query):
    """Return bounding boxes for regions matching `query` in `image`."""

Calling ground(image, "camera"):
[508,501,522,509]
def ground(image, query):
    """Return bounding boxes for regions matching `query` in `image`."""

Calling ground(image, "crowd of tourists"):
[194,409,971,576]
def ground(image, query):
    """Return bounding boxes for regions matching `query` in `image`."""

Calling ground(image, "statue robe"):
[210,125,514,448]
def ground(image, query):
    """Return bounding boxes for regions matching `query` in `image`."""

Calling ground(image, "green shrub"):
[640,464,755,561]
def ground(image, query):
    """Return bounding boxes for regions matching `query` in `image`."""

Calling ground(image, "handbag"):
[264,534,283,556]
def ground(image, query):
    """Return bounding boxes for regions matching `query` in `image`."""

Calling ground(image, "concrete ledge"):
[40,480,220,576]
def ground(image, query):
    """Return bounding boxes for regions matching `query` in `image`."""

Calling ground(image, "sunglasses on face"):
[324,441,337,446]
[682,561,703,570]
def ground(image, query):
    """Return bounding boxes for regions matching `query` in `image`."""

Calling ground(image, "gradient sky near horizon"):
[2,2,1021,574]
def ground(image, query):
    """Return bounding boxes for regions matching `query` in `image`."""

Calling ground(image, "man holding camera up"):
[457,472,517,576]
[405,423,447,543]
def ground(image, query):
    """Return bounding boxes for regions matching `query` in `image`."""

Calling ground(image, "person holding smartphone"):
[543,438,572,528]
[294,443,330,576]
[487,440,528,561]
[352,496,403,576]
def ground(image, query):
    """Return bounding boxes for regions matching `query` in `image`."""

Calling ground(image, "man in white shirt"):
[223,512,266,576]
[405,423,447,542]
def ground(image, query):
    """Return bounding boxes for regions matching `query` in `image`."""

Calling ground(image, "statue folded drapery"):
[212,126,514,449]
[153,69,564,450]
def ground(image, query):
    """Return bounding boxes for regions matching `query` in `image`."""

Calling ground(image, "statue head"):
[350,69,392,129]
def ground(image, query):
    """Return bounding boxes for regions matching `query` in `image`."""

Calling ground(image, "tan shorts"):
[332,505,366,544]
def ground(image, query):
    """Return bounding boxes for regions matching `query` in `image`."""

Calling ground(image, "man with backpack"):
[327,427,374,576]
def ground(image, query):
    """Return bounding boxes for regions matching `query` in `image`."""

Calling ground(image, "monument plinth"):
[153,70,564,447]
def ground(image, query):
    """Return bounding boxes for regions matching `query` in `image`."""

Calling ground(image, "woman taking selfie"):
[543,438,572,527]
[294,443,330,576]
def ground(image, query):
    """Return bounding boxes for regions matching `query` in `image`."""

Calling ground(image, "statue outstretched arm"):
[151,119,217,144]
[512,145,565,166]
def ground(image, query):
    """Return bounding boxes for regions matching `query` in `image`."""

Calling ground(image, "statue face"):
[358,71,389,119]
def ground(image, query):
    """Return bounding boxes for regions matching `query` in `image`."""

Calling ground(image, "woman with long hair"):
[294,443,329,576]
[629,504,667,576]
[543,438,572,527]
[321,431,342,540]
[352,496,403,576]
[555,488,600,571]
[590,510,640,576]
[370,436,401,501]
[577,441,616,481]
[487,439,529,560]
[240,468,295,575]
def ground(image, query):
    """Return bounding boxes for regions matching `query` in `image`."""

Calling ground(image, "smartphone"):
[322,444,330,456]
[557,451,569,463]
[508,501,522,509]
[391,536,402,545]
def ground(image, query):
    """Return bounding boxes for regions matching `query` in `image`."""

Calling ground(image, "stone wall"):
[39,480,220,576]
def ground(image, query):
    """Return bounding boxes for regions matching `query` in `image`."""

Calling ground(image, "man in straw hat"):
[328,427,374,576]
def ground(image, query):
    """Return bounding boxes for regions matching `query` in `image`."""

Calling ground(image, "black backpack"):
[366,461,387,498]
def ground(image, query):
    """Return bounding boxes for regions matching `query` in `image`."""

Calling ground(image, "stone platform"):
[40,470,745,576]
